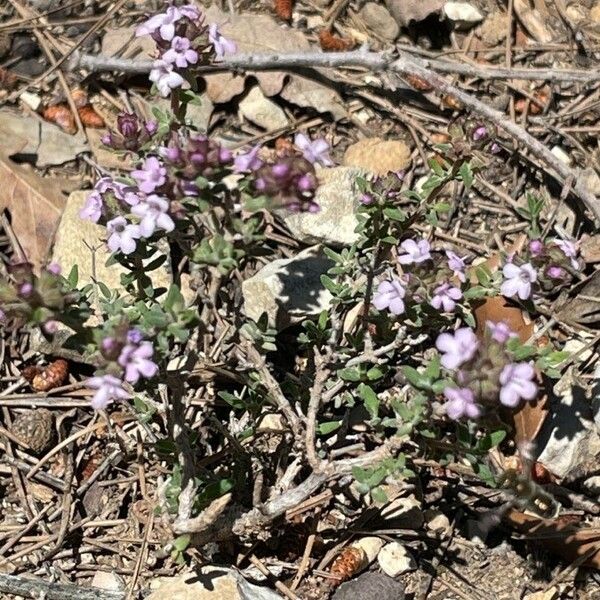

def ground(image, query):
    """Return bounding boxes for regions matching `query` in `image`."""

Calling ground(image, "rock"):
[478,11,507,45]
[384,0,444,27]
[239,86,289,131]
[91,571,125,591]
[537,369,600,481]
[381,494,424,528]
[343,138,411,176]
[444,2,485,29]
[148,568,283,600]
[359,3,400,41]
[583,475,600,496]
[51,191,173,305]
[425,509,451,535]
[377,542,417,577]
[353,536,385,563]
[332,572,405,600]
[592,2,600,22]
[524,589,559,600]
[102,25,155,58]
[550,145,571,166]
[242,245,333,330]
[281,167,362,246]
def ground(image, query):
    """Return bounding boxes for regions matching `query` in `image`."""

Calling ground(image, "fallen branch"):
[0,574,124,600]
[66,49,599,222]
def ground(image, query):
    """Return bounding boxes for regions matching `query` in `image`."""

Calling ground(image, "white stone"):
[444,2,484,29]
[425,510,451,534]
[91,570,125,591]
[377,542,417,577]
[19,91,42,111]
[239,86,289,131]
[551,145,572,165]
[353,536,385,563]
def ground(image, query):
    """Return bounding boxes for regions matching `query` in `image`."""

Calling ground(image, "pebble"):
[377,542,417,577]
[444,2,485,29]
[359,3,400,41]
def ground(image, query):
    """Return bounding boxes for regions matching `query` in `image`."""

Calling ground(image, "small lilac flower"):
[101,132,113,146]
[431,282,462,312]
[547,265,565,279]
[501,262,537,300]
[123,190,143,207]
[499,362,537,407]
[18,282,33,298]
[43,320,59,334]
[127,328,144,344]
[163,36,199,68]
[131,156,167,194]
[135,6,181,41]
[145,120,158,136]
[528,239,543,257]
[80,191,103,222]
[208,23,237,59]
[234,146,263,172]
[360,193,374,205]
[101,337,118,354]
[46,263,61,275]
[149,60,189,97]
[486,320,517,344]
[179,4,201,20]
[398,238,432,265]
[553,238,580,270]
[294,133,333,166]
[489,142,501,154]
[436,327,479,370]
[118,341,158,384]
[132,195,175,237]
[444,387,481,420]
[373,279,406,315]
[106,217,141,255]
[86,374,130,410]
[472,125,487,141]
[445,250,467,282]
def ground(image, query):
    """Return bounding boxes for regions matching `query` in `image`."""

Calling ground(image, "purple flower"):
[294,133,333,166]
[101,337,118,354]
[472,125,487,141]
[430,282,462,312]
[234,145,263,172]
[436,328,479,370]
[501,262,537,300]
[360,193,374,205]
[149,60,189,97]
[398,238,432,265]
[445,250,467,282]
[486,320,517,344]
[547,265,566,279]
[553,238,580,270]
[117,112,138,138]
[127,328,143,344]
[373,279,406,315]
[528,239,543,257]
[118,341,158,384]
[46,263,61,275]
[43,320,59,334]
[106,217,141,255]
[136,6,181,41]
[145,120,158,135]
[179,4,201,20]
[489,142,501,154]
[131,156,167,194]
[18,282,33,298]
[86,374,130,410]
[101,132,113,146]
[444,387,481,420]
[80,191,103,222]
[132,195,175,237]
[208,23,237,59]
[163,36,199,68]
[498,362,537,407]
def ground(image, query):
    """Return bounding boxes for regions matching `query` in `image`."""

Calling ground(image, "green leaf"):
[318,420,342,435]
[459,161,474,188]
[371,486,388,503]
[67,264,79,287]
[366,366,386,381]
[320,274,339,294]
[402,366,430,389]
[383,207,407,222]
[172,534,191,552]
[358,383,379,419]
[338,367,362,382]
[424,356,441,380]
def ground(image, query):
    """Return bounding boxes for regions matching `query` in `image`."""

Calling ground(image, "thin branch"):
[0,574,123,600]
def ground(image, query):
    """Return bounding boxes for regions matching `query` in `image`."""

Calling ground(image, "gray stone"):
[239,86,289,131]
[281,167,362,247]
[359,3,400,40]
[377,542,417,577]
[242,245,333,330]
[332,572,405,600]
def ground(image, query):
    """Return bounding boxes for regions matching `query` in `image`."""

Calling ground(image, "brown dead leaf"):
[580,233,600,264]
[504,508,600,568]
[556,271,600,325]
[204,6,345,118]
[0,154,71,271]
[384,0,445,26]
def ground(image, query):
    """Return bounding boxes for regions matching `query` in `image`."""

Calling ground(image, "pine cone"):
[12,409,54,453]
[22,359,68,392]
[329,546,367,584]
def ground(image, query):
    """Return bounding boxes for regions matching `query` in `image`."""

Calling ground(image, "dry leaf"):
[504,508,600,568]
[384,0,445,26]
[42,104,76,134]
[274,0,293,21]
[78,105,105,128]
[0,154,70,271]
[557,271,600,324]
[319,29,355,51]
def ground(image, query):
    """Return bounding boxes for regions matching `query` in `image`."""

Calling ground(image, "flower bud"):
[145,120,158,135]
[117,113,139,138]
[528,240,544,256]
[360,194,374,205]
[18,282,33,298]
[472,125,487,141]
[547,265,565,279]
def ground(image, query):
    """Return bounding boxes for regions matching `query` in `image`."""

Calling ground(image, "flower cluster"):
[500,237,581,300]
[102,113,158,152]
[372,237,465,317]
[136,4,236,97]
[87,326,158,410]
[80,160,176,255]
[436,323,537,420]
